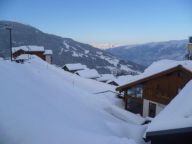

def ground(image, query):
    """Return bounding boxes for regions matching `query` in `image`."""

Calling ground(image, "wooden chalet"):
[106,80,119,86]
[145,80,192,144]
[116,60,192,117]
[62,63,87,73]
[12,46,53,64]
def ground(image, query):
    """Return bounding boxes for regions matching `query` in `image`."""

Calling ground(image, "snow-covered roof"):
[44,50,53,55]
[146,80,192,133]
[76,69,100,79]
[116,75,134,85]
[12,46,45,53]
[97,74,115,82]
[14,54,31,60]
[118,60,192,87]
[63,63,87,71]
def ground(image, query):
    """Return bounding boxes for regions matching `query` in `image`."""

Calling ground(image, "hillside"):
[107,40,188,66]
[0,57,147,144]
[0,21,144,74]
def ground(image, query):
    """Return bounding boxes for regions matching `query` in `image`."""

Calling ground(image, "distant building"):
[116,60,192,117]
[96,74,119,86]
[75,69,100,79]
[12,46,53,64]
[96,74,115,83]
[62,63,87,73]
[187,36,192,60]
[145,80,192,144]
[106,80,119,86]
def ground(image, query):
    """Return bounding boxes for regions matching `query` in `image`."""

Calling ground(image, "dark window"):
[149,102,156,118]
[127,84,143,98]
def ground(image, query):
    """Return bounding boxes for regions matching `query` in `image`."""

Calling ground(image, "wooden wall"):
[143,69,192,105]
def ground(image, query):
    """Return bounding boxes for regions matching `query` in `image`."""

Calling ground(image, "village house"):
[62,63,87,73]
[116,60,192,118]
[96,74,119,86]
[96,74,115,83]
[106,80,119,86]
[145,80,192,144]
[12,46,53,64]
[75,69,100,79]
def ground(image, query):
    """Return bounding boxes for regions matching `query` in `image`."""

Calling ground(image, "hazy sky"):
[0,0,192,45]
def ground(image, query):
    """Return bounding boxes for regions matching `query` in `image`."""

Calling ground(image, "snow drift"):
[0,56,145,144]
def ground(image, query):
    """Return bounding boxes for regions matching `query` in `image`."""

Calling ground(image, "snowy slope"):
[0,57,146,144]
[107,40,188,66]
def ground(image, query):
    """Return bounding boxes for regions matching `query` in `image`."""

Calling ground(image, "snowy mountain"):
[107,40,188,66]
[0,56,146,144]
[0,21,144,74]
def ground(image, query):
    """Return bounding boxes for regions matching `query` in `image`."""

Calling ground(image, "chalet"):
[145,80,192,144]
[12,46,53,64]
[116,60,192,117]
[75,69,100,79]
[106,80,119,86]
[62,63,87,73]
[96,74,119,86]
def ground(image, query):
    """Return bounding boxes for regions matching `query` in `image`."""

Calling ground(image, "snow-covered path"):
[0,57,146,144]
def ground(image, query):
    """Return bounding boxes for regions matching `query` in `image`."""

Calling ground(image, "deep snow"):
[0,56,146,144]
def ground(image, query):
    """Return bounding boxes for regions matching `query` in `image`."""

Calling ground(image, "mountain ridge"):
[107,39,188,66]
[0,20,144,74]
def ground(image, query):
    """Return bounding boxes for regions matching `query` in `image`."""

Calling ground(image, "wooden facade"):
[13,49,46,60]
[116,65,192,116]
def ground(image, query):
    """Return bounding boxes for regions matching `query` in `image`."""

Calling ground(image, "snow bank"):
[0,56,143,144]
[105,105,146,125]
[14,54,31,60]
[146,80,192,133]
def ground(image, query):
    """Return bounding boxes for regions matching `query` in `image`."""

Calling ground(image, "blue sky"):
[0,0,192,45]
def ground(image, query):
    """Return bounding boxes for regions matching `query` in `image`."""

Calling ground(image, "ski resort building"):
[116,60,192,118]
[145,80,192,144]
[12,46,53,64]
[62,63,87,73]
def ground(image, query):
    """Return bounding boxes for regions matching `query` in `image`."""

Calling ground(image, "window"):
[127,84,143,98]
[149,102,156,118]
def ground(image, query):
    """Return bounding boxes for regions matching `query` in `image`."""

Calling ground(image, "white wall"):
[45,55,52,64]
[143,99,166,118]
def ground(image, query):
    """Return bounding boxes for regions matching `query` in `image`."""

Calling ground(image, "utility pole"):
[0,24,13,61]
[6,26,13,61]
